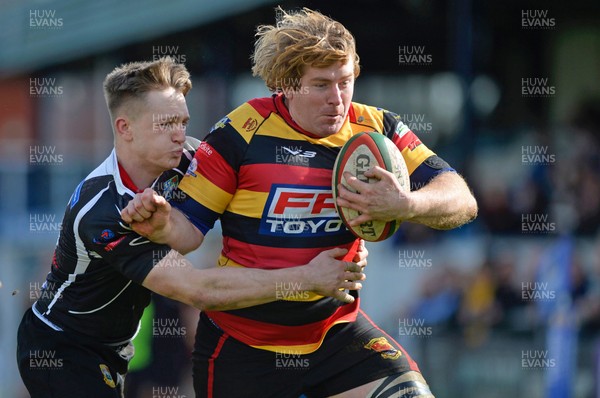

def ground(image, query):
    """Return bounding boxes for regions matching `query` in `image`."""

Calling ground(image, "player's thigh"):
[19,345,124,398]
[303,310,429,397]
[328,372,435,398]
[17,310,123,398]
[192,313,302,398]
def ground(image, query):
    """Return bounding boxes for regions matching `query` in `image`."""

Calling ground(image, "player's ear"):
[282,86,295,100]
[115,116,133,142]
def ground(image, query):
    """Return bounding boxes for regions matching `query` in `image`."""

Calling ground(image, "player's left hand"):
[304,248,366,304]
[354,239,368,271]
[336,167,414,227]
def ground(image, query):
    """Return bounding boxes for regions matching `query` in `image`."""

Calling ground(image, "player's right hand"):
[120,188,172,243]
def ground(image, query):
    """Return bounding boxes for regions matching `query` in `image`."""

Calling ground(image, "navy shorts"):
[17,308,129,398]
[192,309,422,398]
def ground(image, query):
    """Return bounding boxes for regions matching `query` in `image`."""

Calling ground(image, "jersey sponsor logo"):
[281,147,317,158]
[198,141,213,156]
[364,337,402,360]
[407,138,422,151]
[394,121,410,139]
[275,146,317,165]
[209,116,231,133]
[260,185,345,237]
[185,158,198,177]
[99,364,116,388]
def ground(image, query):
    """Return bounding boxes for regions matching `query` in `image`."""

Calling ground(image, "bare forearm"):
[143,248,363,311]
[160,208,204,254]
[406,172,478,229]
[192,266,312,311]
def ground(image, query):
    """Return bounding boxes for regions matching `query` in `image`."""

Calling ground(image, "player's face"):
[129,88,189,174]
[286,59,355,138]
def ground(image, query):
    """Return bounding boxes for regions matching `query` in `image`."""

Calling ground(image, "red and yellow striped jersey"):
[175,93,446,353]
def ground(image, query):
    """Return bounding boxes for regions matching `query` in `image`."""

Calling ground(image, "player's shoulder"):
[68,156,117,214]
[350,102,396,129]
[206,97,274,147]
[350,102,403,137]
[228,97,272,135]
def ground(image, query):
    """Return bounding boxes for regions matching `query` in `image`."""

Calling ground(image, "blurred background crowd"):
[0,0,599,397]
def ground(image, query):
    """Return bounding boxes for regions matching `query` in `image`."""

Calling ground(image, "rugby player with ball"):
[123,7,477,398]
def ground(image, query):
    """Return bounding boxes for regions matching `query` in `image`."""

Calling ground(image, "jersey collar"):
[273,93,322,139]
[117,162,141,193]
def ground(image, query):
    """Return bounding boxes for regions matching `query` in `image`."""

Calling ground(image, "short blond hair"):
[103,57,191,120]
[251,7,360,92]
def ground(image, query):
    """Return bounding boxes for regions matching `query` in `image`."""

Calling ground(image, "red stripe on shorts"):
[207,333,229,398]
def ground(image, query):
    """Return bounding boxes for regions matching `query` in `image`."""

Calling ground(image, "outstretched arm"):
[142,246,367,310]
[336,168,477,230]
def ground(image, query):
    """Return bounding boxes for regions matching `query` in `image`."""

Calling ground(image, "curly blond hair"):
[251,7,360,92]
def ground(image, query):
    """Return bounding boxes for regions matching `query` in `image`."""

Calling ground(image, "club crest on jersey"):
[92,229,127,252]
[364,337,402,360]
[242,117,258,132]
[160,175,178,201]
[99,364,116,388]
[93,229,114,243]
[260,185,345,237]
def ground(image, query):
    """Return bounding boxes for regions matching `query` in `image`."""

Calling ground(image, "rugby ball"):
[332,132,410,242]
